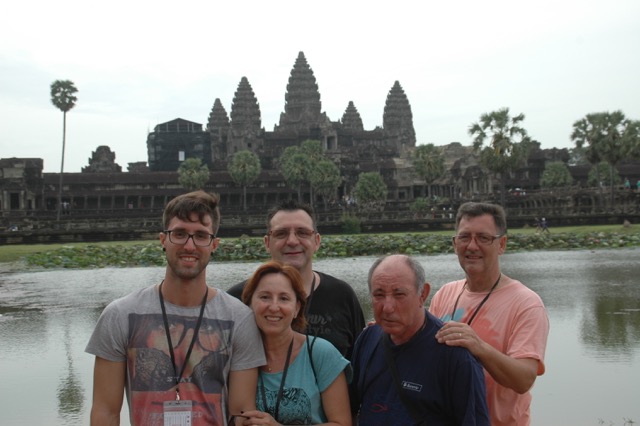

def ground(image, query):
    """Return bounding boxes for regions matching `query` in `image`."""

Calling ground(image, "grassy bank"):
[1,223,637,270]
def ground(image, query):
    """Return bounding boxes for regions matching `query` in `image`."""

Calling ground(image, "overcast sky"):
[1,0,638,173]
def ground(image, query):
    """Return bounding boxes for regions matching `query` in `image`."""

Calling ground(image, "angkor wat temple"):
[1,52,639,240]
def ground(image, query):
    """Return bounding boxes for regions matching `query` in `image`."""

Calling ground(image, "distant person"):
[227,199,365,360]
[350,254,489,425]
[533,217,541,232]
[624,178,631,190]
[429,202,549,426]
[541,217,550,234]
[240,260,352,425]
[86,190,265,425]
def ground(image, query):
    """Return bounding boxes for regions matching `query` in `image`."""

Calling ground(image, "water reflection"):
[57,318,85,423]
[0,249,638,425]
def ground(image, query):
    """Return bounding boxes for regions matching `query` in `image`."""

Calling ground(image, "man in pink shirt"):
[429,202,549,426]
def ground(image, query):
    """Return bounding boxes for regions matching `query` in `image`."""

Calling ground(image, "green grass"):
[0,224,634,265]
[0,239,157,263]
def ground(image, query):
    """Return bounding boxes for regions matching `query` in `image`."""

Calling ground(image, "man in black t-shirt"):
[227,200,365,360]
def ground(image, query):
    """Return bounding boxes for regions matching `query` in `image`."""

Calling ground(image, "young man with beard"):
[86,191,265,425]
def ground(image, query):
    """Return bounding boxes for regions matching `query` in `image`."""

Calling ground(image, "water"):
[1,248,639,425]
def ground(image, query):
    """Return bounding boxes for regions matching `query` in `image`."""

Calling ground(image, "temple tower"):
[207,98,230,162]
[383,81,416,155]
[228,77,262,155]
[277,51,329,132]
[341,101,364,131]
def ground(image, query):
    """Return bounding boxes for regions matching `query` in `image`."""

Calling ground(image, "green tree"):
[588,162,620,187]
[228,150,261,211]
[178,158,209,191]
[279,146,310,201]
[571,113,606,194]
[540,161,573,188]
[468,107,532,207]
[598,111,637,205]
[572,111,639,205]
[50,79,78,221]
[309,159,342,210]
[300,139,325,205]
[412,144,445,199]
[353,172,387,212]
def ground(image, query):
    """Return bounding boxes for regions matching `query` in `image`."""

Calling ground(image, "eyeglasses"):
[163,230,216,247]
[268,227,316,240]
[452,233,504,245]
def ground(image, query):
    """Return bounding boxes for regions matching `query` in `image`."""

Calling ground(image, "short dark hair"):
[455,202,507,235]
[266,199,316,232]
[162,191,221,235]
[367,254,426,293]
[242,260,308,332]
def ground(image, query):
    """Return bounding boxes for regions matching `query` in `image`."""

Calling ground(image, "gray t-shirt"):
[86,285,265,425]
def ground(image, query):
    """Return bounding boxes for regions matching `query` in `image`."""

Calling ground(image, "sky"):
[1,0,639,173]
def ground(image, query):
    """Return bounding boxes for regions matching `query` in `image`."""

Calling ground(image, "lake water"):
[1,248,639,425]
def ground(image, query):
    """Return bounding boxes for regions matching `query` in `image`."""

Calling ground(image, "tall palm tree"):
[50,80,78,221]
[571,113,605,195]
[468,107,531,207]
[412,144,445,199]
[227,150,261,211]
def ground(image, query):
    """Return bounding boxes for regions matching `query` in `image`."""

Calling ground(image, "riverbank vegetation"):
[1,223,637,270]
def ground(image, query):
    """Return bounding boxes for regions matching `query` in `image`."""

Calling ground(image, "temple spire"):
[229,77,262,153]
[207,98,230,161]
[341,101,364,131]
[383,80,416,148]
[278,51,323,130]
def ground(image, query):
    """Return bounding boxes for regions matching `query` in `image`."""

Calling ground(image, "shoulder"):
[429,279,465,309]
[307,336,342,354]
[316,271,357,295]
[501,277,546,307]
[225,280,247,300]
[213,289,251,310]
[353,324,383,351]
[104,285,157,313]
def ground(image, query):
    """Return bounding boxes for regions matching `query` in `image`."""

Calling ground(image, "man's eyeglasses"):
[268,228,316,240]
[452,233,504,245]
[163,230,216,247]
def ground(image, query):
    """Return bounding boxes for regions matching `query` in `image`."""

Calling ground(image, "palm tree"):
[50,80,78,221]
[227,150,261,210]
[412,144,445,199]
[571,113,605,194]
[178,158,210,191]
[599,111,635,206]
[309,159,342,210]
[468,107,532,207]
[279,146,310,201]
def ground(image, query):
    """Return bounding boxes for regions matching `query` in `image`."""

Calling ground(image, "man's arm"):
[436,321,539,393]
[90,356,125,426]
[228,368,258,425]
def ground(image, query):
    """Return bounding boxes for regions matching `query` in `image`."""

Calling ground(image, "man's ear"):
[420,283,431,305]
[498,234,507,255]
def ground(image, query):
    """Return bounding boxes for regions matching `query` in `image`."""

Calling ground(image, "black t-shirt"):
[227,271,365,360]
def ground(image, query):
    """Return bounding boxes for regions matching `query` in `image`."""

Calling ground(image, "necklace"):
[450,273,501,326]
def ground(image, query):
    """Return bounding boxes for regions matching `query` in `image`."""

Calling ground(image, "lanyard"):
[158,280,209,401]
[260,337,294,422]
[303,273,317,321]
[450,273,501,326]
